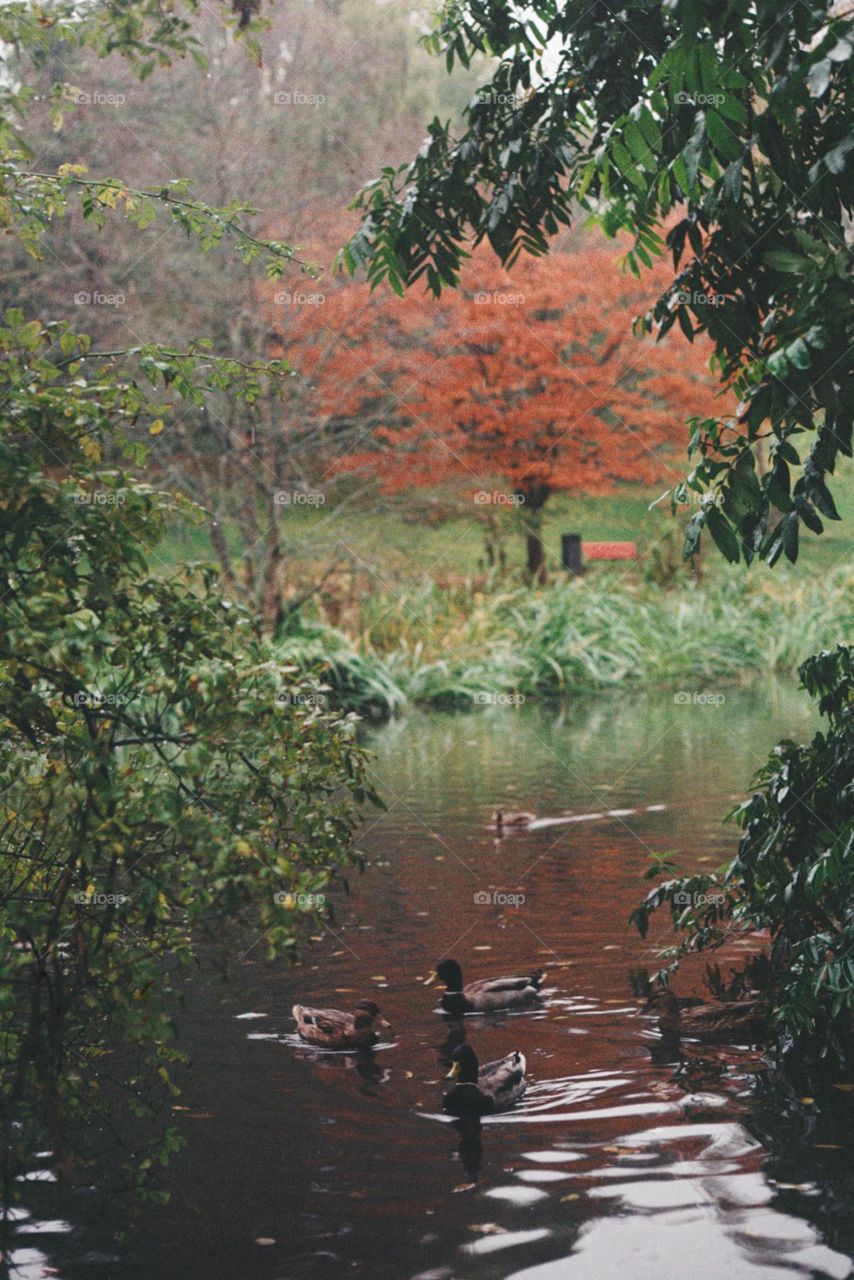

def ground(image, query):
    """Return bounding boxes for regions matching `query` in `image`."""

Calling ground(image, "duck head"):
[446,1043,479,1084]
[424,958,463,991]
[649,991,681,1033]
[353,999,390,1033]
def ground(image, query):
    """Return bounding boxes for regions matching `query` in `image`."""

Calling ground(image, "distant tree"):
[288,240,720,577]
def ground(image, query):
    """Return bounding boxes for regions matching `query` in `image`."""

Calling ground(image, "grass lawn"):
[162,466,854,591]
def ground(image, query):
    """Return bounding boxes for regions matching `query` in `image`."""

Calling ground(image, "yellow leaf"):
[149,419,165,436]
[79,436,101,462]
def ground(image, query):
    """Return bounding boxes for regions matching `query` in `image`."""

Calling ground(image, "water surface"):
[11,684,854,1280]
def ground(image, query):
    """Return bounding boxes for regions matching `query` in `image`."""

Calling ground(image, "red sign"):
[582,541,638,561]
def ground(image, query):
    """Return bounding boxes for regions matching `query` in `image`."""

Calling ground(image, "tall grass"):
[275,567,854,717]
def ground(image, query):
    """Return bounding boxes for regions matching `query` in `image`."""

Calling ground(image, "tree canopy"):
[286,239,719,575]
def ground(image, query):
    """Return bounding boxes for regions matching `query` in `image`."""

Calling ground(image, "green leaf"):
[763,250,811,273]
[705,111,742,161]
[705,508,740,562]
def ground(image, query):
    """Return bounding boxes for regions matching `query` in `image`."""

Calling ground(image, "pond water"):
[9,683,854,1280]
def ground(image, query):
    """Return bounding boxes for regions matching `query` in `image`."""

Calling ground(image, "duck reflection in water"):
[451,1116,484,1184]
[292,1045,389,1095]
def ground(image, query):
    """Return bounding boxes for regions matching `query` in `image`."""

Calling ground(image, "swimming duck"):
[491,809,536,832]
[443,1044,527,1115]
[425,959,545,1014]
[292,999,390,1050]
[656,992,767,1041]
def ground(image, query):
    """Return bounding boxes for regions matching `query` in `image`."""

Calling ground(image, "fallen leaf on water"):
[405,1071,414,1079]
[254,1238,275,1246]
[349,1190,367,1199]
[468,1223,505,1234]
[473,945,492,951]
[334,988,356,993]
[451,1182,476,1193]
[833,1083,854,1092]
[561,1194,580,1202]
[800,1096,815,1105]
[370,975,386,982]
[812,1143,843,1150]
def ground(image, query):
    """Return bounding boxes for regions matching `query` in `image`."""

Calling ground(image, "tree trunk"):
[518,483,549,583]
[526,526,546,582]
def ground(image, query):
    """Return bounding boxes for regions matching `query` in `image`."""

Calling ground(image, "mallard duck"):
[656,992,767,1041]
[491,809,536,832]
[425,958,545,1014]
[442,1044,527,1116]
[292,999,390,1050]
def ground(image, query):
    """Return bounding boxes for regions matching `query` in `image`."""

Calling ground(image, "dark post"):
[561,533,584,575]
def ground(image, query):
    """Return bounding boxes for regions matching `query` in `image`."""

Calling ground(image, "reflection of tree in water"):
[0,959,185,1270]
[633,960,854,1267]
[747,1064,854,1263]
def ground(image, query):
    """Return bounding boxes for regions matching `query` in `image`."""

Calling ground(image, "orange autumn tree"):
[276,237,723,578]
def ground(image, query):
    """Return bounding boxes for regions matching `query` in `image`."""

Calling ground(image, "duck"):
[292,999,390,1050]
[442,1044,527,1116]
[425,958,545,1014]
[491,809,536,832]
[655,992,767,1041]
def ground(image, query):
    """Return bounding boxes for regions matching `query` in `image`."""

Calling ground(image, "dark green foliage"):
[632,646,854,1060]
[0,310,373,1189]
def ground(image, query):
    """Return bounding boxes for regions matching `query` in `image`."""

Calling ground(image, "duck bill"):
[445,1061,461,1080]
[423,971,438,987]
